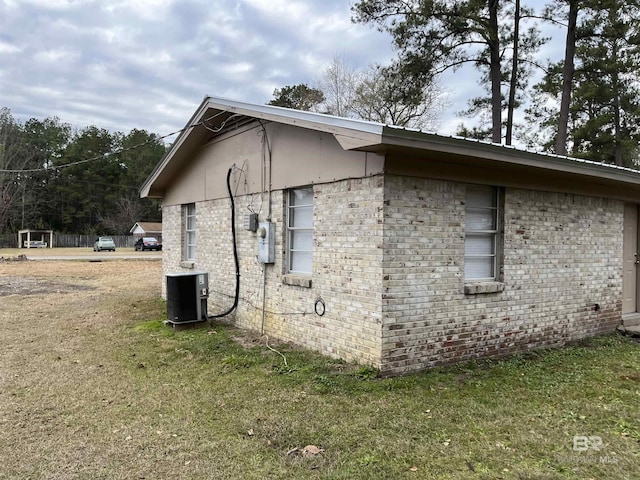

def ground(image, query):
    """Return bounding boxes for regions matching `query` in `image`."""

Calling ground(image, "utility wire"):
[0,111,250,174]
[0,127,184,174]
[0,114,225,174]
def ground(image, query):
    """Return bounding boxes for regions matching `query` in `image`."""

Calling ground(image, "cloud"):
[0,0,566,140]
[0,0,394,134]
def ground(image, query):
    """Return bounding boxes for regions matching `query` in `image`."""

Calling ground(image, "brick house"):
[129,221,163,242]
[141,96,640,375]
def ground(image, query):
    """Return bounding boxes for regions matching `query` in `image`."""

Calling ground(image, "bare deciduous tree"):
[98,194,146,235]
[315,54,362,117]
[0,108,38,233]
[314,56,446,129]
[351,64,446,129]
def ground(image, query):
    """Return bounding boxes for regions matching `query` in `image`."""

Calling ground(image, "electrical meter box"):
[257,221,275,264]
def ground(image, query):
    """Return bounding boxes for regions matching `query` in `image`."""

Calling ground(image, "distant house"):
[130,222,162,241]
[140,96,640,375]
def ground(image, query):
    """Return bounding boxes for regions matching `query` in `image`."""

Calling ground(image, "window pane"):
[184,203,196,261]
[465,185,499,281]
[290,205,313,228]
[466,186,496,208]
[291,230,313,251]
[290,251,312,273]
[291,188,313,206]
[465,234,494,255]
[287,187,313,274]
[466,209,496,231]
[465,256,494,279]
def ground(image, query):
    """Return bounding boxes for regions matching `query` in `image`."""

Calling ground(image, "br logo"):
[573,435,603,452]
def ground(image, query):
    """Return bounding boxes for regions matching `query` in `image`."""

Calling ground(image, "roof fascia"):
[140,97,385,198]
[141,96,640,198]
[140,97,212,198]
[380,126,640,187]
[204,97,385,148]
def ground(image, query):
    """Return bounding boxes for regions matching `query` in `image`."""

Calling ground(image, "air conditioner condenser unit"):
[166,272,209,325]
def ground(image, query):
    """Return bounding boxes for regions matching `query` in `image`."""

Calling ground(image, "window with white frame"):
[184,203,196,261]
[287,187,313,274]
[465,185,499,281]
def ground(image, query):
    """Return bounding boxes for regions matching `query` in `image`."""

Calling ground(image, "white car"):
[93,237,116,252]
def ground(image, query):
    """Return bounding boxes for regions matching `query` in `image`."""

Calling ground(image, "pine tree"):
[353,0,545,144]
[528,0,640,167]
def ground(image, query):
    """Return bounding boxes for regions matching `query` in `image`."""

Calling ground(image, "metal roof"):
[140,96,640,199]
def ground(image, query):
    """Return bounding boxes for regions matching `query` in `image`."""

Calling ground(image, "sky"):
[0,0,563,140]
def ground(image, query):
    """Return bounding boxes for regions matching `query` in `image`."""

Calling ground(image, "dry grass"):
[1,259,164,479]
[1,258,639,479]
[0,247,161,257]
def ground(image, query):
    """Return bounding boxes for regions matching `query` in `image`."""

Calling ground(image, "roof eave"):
[379,126,640,187]
[140,97,385,198]
[140,97,213,198]
[140,96,640,199]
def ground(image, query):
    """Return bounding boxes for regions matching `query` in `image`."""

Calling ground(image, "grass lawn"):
[1,259,638,479]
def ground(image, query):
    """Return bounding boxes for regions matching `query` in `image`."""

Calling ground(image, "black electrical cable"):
[314,298,326,316]
[209,167,240,319]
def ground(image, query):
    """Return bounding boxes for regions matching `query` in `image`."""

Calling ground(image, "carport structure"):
[18,229,54,248]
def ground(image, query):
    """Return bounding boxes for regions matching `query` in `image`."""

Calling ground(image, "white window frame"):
[184,203,196,261]
[286,187,313,275]
[465,185,500,281]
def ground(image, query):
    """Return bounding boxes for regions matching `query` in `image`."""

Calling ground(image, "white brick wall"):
[380,176,623,374]
[161,174,624,375]
[162,176,385,366]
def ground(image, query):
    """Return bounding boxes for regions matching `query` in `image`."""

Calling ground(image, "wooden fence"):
[53,234,138,248]
[0,233,147,249]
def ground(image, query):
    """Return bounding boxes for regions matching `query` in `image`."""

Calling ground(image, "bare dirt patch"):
[1,247,133,257]
[0,275,94,296]
[0,256,153,297]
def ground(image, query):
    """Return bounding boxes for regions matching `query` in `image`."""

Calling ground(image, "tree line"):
[0,108,165,236]
[271,0,640,168]
[3,1,638,238]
